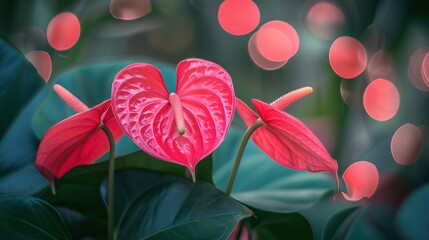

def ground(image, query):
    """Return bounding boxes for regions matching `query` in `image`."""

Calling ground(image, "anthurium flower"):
[111,58,235,178]
[235,87,339,191]
[36,84,123,190]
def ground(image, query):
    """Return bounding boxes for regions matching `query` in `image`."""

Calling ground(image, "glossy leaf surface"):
[38,150,185,224]
[213,125,334,212]
[36,100,123,182]
[111,170,252,239]
[0,38,43,138]
[0,88,47,195]
[111,58,235,173]
[0,196,72,239]
[235,98,339,189]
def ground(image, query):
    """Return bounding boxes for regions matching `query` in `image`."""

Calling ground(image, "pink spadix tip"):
[53,84,89,113]
[169,92,186,135]
[270,86,313,110]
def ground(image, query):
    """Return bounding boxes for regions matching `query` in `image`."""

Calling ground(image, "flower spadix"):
[36,84,123,190]
[236,87,339,191]
[111,58,235,176]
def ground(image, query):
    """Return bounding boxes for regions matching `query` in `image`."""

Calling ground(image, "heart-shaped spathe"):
[111,58,235,175]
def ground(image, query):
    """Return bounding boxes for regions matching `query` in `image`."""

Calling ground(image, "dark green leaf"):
[396,183,429,240]
[213,125,335,212]
[300,194,353,239]
[31,58,177,157]
[113,150,186,177]
[56,206,107,240]
[322,207,359,240]
[0,38,44,138]
[0,88,48,195]
[113,170,252,240]
[249,208,313,240]
[37,161,108,222]
[342,206,385,240]
[101,169,186,224]
[0,196,72,239]
[38,150,186,222]
[195,155,214,184]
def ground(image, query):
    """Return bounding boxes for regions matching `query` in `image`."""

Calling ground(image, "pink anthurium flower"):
[111,58,235,178]
[36,84,123,191]
[235,87,339,191]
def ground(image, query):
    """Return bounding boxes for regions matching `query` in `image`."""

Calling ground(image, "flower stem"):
[100,124,116,240]
[225,119,263,196]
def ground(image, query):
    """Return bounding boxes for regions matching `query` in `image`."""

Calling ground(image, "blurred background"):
[1,0,429,237]
[1,0,429,170]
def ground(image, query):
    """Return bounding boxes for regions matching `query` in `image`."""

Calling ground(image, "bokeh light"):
[329,36,367,79]
[421,50,429,85]
[110,0,152,21]
[342,161,379,201]
[307,2,345,40]
[47,12,80,51]
[248,32,287,70]
[248,20,299,70]
[363,78,400,121]
[368,50,396,81]
[408,48,429,91]
[218,0,260,36]
[25,50,52,83]
[255,27,292,62]
[260,20,299,57]
[391,123,424,165]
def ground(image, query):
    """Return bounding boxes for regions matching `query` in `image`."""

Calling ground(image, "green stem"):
[225,119,263,196]
[100,124,116,240]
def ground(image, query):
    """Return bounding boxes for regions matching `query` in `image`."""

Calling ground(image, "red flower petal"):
[237,98,339,190]
[236,98,259,126]
[36,100,123,183]
[111,59,235,174]
[342,161,379,201]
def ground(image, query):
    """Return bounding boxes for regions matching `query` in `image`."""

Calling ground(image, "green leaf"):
[213,125,335,212]
[341,206,386,240]
[0,88,48,195]
[300,193,353,239]
[113,150,186,177]
[38,150,185,221]
[0,38,44,138]
[0,196,72,239]
[113,169,253,240]
[195,155,214,184]
[322,207,359,240]
[0,38,47,195]
[249,208,313,240]
[396,183,429,240]
[100,169,185,224]
[324,202,396,240]
[37,161,109,222]
[55,206,107,240]
[31,58,177,157]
